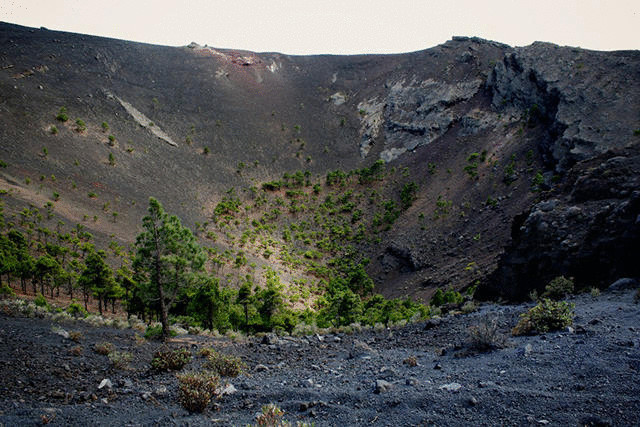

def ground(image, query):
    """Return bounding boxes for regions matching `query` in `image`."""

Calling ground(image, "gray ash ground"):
[1,290,638,426]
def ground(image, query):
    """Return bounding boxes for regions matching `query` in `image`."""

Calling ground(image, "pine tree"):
[133,198,205,340]
[78,249,115,315]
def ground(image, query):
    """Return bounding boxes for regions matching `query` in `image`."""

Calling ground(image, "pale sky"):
[1,0,638,54]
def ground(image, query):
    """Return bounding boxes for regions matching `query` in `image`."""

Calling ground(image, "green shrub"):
[75,119,86,132]
[203,349,246,377]
[108,351,132,369]
[108,134,116,142]
[145,324,176,340]
[541,276,574,300]
[34,293,47,307]
[101,122,109,131]
[0,284,16,298]
[66,302,88,318]
[50,125,58,134]
[56,107,68,122]
[512,298,574,336]
[176,371,220,413]
[151,347,191,371]
[430,288,463,306]
[256,404,286,426]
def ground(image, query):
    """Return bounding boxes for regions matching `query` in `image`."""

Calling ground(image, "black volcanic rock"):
[482,144,640,301]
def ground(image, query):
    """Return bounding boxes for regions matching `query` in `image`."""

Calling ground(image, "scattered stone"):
[51,390,65,399]
[52,326,69,339]
[154,385,168,396]
[374,379,393,394]
[468,396,478,406]
[141,391,152,400]
[98,379,112,390]
[220,384,237,396]
[261,334,277,345]
[254,364,269,372]
[439,382,462,392]
[406,377,419,386]
[423,318,442,330]
[434,363,442,370]
[522,344,533,356]
[349,340,374,359]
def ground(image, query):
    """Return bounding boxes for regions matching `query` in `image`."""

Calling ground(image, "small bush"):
[203,350,246,377]
[66,302,88,318]
[403,356,417,367]
[256,404,286,426]
[69,330,83,342]
[69,346,83,356]
[151,347,191,371]
[0,284,16,298]
[144,324,177,340]
[177,371,220,413]
[56,107,68,122]
[108,351,132,369]
[94,342,115,355]
[75,119,86,132]
[34,293,47,307]
[50,125,58,134]
[542,276,574,300]
[468,318,508,351]
[512,298,575,336]
[590,287,601,297]
[101,122,109,131]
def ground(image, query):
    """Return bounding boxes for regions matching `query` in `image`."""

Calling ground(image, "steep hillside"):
[1,22,638,303]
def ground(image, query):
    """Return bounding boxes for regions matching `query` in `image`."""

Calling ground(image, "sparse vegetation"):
[56,107,68,122]
[512,298,575,336]
[108,351,132,369]
[94,341,115,355]
[203,349,246,377]
[176,371,220,413]
[75,119,86,132]
[468,317,508,351]
[541,276,574,300]
[151,347,192,371]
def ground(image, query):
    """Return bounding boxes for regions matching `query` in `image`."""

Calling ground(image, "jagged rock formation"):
[481,144,640,300]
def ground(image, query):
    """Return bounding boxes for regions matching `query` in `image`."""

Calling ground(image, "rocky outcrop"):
[380,79,483,162]
[487,43,640,172]
[481,144,640,301]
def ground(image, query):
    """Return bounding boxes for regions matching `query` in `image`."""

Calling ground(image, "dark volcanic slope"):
[1,22,639,300]
[0,289,638,425]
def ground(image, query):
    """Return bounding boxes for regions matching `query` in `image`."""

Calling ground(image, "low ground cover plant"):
[176,371,220,413]
[512,298,575,336]
[151,347,191,371]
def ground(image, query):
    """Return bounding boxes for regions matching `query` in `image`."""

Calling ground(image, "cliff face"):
[0,23,638,300]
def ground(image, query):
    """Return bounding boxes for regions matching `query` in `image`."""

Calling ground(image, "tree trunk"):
[158,285,170,341]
